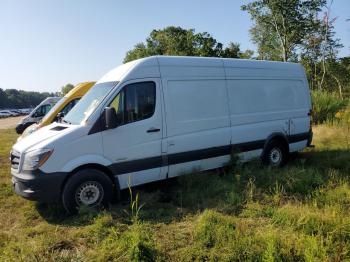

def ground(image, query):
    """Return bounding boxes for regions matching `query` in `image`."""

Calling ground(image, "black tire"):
[262,140,288,167]
[62,169,114,214]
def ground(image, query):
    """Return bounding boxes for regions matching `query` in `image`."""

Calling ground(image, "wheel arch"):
[261,132,289,158]
[61,163,119,195]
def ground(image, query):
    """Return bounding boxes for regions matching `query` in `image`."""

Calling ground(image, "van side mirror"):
[105,107,121,129]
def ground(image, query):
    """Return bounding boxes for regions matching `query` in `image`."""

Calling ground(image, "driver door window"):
[109,81,156,125]
[34,104,51,118]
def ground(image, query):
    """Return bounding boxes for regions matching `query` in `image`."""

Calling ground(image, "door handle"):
[147,127,160,133]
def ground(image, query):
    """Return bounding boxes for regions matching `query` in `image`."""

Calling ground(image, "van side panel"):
[226,76,310,157]
[165,80,229,136]
[162,78,231,178]
[159,58,311,179]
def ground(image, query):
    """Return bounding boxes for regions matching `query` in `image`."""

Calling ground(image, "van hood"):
[13,123,77,154]
[18,115,29,124]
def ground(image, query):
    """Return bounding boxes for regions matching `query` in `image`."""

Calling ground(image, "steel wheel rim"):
[269,147,282,166]
[75,181,104,206]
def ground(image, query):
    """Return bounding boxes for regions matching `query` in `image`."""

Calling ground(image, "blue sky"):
[0,0,349,92]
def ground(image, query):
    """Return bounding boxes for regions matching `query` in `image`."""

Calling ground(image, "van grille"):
[10,150,20,170]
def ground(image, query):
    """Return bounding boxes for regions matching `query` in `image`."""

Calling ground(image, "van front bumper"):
[11,169,68,202]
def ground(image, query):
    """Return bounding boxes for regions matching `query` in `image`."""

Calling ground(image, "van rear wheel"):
[62,169,113,214]
[262,140,288,167]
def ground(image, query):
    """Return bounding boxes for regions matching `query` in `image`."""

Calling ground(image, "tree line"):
[0,88,59,109]
[0,84,74,109]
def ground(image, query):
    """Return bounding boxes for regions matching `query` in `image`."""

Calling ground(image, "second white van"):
[15,97,60,134]
[10,56,312,213]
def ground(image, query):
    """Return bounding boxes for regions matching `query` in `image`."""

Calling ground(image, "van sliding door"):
[162,78,231,178]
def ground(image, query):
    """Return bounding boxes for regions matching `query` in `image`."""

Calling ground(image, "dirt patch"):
[0,116,24,129]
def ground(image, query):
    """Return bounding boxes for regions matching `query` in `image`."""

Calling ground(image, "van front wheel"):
[62,169,113,214]
[262,140,288,167]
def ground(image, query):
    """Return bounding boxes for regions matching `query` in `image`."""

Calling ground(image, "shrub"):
[311,90,347,124]
[335,101,350,126]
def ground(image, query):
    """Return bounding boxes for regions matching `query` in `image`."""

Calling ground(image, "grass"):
[0,124,349,261]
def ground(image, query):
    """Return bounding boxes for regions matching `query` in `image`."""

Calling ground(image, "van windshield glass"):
[63,82,118,125]
[41,97,67,123]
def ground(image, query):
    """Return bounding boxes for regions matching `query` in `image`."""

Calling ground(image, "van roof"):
[64,81,96,98]
[97,56,305,83]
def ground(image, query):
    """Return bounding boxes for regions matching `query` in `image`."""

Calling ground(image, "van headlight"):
[22,148,54,171]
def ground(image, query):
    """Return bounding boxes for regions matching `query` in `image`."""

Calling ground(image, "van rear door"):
[101,79,163,189]
[288,80,311,149]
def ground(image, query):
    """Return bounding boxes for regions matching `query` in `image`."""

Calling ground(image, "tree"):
[300,1,343,92]
[249,22,282,60]
[221,42,254,59]
[0,88,9,108]
[317,2,343,91]
[61,83,74,95]
[124,26,254,63]
[241,0,327,62]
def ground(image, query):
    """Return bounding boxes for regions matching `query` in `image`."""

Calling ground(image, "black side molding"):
[109,132,309,176]
[288,132,310,143]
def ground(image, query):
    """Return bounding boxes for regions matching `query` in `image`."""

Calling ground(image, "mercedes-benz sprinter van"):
[15,97,60,134]
[19,82,95,140]
[10,56,312,213]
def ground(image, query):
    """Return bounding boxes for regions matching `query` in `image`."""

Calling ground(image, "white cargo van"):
[10,56,312,213]
[15,97,60,134]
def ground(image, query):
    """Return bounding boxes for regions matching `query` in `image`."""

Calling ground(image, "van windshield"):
[41,97,67,123]
[63,82,118,125]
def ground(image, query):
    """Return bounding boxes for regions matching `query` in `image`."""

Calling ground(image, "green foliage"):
[300,2,344,92]
[311,90,348,124]
[124,176,145,223]
[242,0,348,96]
[61,83,74,95]
[249,22,282,61]
[124,26,253,63]
[241,0,328,62]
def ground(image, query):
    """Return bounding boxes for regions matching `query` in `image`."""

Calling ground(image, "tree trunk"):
[332,74,343,100]
[271,14,287,62]
[283,49,287,62]
[319,5,331,90]
[314,62,318,90]
[319,59,326,91]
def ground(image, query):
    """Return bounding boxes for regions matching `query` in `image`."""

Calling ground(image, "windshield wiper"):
[61,119,71,125]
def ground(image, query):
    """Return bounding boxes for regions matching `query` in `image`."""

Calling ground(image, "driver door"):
[101,79,163,189]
